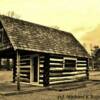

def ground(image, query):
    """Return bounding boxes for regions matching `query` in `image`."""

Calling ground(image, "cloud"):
[72,27,87,32]
[82,24,100,43]
[81,24,100,51]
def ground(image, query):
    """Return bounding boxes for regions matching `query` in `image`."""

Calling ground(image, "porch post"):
[86,58,89,80]
[16,50,20,91]
[12,56,16,83]
[0,59,1,69]
[30,56,33,83]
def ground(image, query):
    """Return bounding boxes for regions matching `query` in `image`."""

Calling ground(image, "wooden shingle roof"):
[0,15,88,57]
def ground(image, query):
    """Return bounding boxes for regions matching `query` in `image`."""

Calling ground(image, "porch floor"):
[0,81,46,95]
[0,80,94,95]
[0,80,100,96]
[0,70,100,96]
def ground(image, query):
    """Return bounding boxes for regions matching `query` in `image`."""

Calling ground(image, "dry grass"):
[0,71,12,82]
[0,71,100,100]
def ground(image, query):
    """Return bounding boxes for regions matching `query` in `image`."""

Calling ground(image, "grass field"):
[0,70,100,100]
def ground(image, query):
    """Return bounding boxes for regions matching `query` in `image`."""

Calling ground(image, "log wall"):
[18,54,31,83]
[39,55,45,85]
[49,55,87,85]
[15,52,88,86]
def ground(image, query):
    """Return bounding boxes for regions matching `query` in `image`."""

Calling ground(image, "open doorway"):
[31,55,39,83]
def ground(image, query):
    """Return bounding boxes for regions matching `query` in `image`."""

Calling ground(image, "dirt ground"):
[0,71,12,82]
[0,70,100,100]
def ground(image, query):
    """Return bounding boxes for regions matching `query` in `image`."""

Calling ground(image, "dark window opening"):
[64,58,76,68]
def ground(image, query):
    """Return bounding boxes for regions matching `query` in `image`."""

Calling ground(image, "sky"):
[0,0,100,52]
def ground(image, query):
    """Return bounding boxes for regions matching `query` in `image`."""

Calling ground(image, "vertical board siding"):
[49,56,87,85]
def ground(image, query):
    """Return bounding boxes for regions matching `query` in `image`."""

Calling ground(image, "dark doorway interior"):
[32,56,38,82]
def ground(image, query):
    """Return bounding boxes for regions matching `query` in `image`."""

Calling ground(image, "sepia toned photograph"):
[0,0,100,100]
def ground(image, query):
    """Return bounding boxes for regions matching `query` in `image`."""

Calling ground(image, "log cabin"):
[0,15,89,87]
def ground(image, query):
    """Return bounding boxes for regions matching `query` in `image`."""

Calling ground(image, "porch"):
[0,81,46,95]
[0,70,100,95]
[0,70,45,95]
[0,48,45,89]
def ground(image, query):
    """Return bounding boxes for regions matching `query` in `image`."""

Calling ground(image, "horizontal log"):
[63,67,76,70]
[40,56,45,59]
[77,64,87,66]
[39,64,44,68]
[20,66,30,69]
[50,62,63,66]
[50,76,72,80]
[50,58,63,62]
[20,70,30,73]
[49,74,86,82]
[75,74,86,77]
[20,66,31,68]
[39,79,43,83]
[77,60,87,63]
[39,61,45,64]
[39,70,43,73]
[20,73,29,77]
[64,57,77,60]
[20,62,30,66]
[76,67,86,70]
[50,68,63,71]
[49,79,76,85]
[50,60,63,63]
[20,78,30,82]
[39,75,43,78]
[49,71,86,77]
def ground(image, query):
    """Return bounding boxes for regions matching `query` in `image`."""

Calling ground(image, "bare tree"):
[91,45,99,56]
[0,11,20,19]
[50,25,60,30]
[6,11,20,18]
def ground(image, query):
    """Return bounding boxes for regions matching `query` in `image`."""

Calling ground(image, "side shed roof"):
[0,15,88,57]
